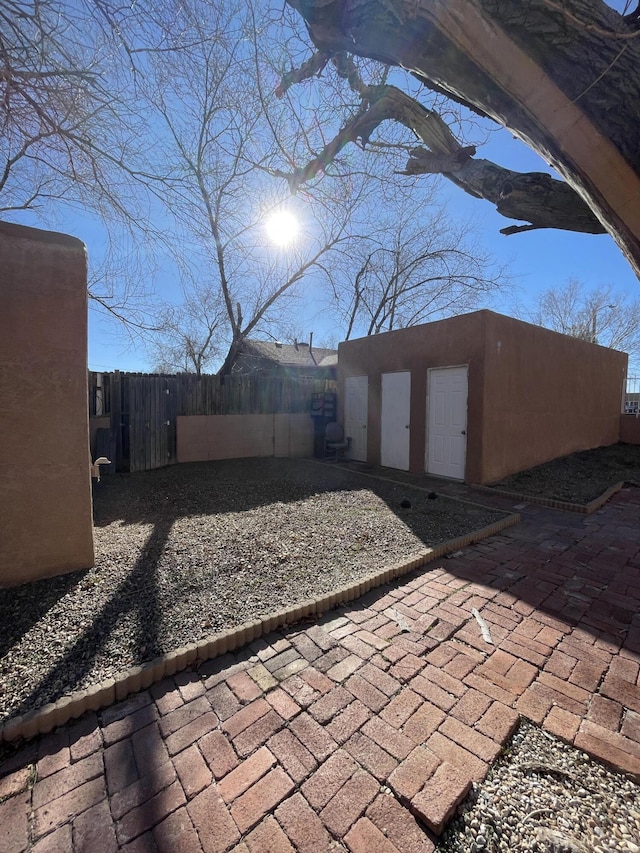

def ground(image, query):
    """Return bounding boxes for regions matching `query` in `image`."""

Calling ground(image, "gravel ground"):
[490,443,640,505]
[437,719,640,853]
[0,457,506,724]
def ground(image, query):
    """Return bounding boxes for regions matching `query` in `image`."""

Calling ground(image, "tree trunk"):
[217,333,244,379]
[288,0,640,278]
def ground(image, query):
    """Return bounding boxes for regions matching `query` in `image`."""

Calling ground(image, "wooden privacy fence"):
[88,372,336,472]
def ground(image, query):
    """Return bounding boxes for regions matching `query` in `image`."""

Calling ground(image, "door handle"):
[461,430,466,435]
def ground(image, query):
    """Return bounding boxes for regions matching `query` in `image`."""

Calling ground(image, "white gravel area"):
[0,457,506,724]
[437,719,640,853]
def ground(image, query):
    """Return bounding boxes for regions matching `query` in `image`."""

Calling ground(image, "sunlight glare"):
[265,209,299,246]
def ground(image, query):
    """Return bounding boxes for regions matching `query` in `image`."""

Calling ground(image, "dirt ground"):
[490,442,640,504]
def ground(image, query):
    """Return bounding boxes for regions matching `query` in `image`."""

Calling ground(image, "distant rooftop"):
[241,339,337,368]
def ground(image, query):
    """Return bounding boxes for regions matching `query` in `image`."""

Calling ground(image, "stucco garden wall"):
[177,413,314,462]
[0,222,94,586]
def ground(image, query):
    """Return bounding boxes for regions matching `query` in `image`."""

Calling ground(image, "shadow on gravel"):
[5,456,639,729]
[91,458,341,528]
[2,457,507,723]
[0,572,84,659]
[5,518,171,723]
[487,442,640,505]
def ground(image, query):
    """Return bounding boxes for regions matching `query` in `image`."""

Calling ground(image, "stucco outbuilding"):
[337,310,627,485]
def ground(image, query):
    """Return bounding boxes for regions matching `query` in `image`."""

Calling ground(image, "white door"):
[344,375,368,462]
[381,371,411,470]
[426,366,468,479]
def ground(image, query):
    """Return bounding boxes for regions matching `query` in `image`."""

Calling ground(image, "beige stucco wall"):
[177,413,314,463]
[337,310,627,485]
[0,221,94,586]
[480,312,627,483]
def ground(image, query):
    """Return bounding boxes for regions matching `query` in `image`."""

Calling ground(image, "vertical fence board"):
[167,377,177,465]
[132,377,141,474]
[129,377,137,473]
[148,378,155,472]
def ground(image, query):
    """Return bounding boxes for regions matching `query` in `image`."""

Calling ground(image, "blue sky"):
[83,122,639,374]
[444,129,640,314]
[10,0,638,374]
[82,0,639,374]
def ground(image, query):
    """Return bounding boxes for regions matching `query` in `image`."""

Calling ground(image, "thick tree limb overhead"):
[403,148,604,236]
[285,0,640,277]
[282,80,604,235]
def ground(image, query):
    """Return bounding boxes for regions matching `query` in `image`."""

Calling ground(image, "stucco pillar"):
[0,221,94,586]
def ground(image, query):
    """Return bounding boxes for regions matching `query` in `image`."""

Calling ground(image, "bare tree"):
[526,279,640,360]
[329,190,507,339]
[147,282,227,376]
[134,0,375,376]
[0,0,176,324]
[2,0,514,360]
[281,1,640,277]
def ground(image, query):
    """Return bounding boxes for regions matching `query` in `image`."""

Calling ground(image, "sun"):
[265,209,299,246]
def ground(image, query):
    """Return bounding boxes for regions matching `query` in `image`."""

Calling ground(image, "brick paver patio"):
[1,486,639,852]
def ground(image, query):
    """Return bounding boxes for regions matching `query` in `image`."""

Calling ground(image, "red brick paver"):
[2,486,640,851]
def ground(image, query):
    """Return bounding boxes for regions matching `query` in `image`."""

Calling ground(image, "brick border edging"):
[471,481,625,514]
[0,513,520,744]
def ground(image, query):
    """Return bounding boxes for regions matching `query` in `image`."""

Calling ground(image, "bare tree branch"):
[282,0,640,276]
[276,76,605,236]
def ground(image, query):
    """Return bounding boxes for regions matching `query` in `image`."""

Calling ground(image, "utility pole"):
[591,304,615,344]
